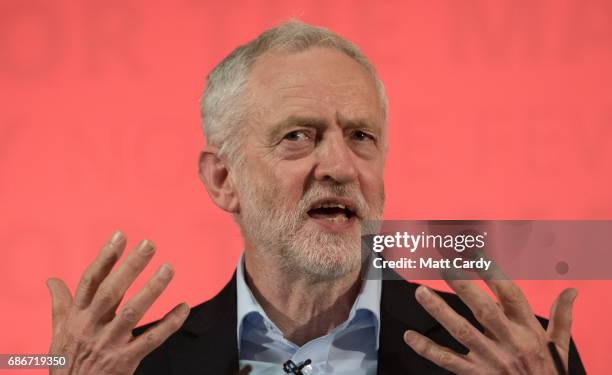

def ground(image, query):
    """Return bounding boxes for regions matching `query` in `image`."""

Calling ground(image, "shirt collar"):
[236,253,382,350]
[236,252,273,349]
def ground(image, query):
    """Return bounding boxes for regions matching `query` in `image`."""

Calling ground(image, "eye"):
[278,129,315,158]
[351,130,375,142]
[283,130,311,141]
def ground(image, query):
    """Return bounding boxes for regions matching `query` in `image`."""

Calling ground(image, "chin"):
[281,226,362,280]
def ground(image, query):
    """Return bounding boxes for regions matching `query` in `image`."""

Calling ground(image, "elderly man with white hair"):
[47,20,585,375]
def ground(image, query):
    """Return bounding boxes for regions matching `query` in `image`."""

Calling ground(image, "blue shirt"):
[236,254,381,375]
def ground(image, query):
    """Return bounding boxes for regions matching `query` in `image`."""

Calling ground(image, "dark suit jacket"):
[134,273,586,374]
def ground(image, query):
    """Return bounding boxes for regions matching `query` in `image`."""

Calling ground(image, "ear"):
[198,147,240,214]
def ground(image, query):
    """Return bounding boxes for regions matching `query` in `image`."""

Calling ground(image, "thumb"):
[547,288,577,352]
[46,278,73,333]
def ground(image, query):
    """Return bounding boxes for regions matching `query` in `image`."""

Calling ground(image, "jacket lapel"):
[378,278,448,375]
[170,273,239,375]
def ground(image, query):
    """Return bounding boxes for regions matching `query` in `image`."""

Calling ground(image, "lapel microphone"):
[282,359,312,375]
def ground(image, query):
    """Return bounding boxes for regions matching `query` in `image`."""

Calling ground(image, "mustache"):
[297,183,370,218]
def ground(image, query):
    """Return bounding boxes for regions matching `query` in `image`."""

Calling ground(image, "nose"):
[313,131,358,184]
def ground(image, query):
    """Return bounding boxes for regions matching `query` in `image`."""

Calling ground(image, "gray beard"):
[236,169,383,281]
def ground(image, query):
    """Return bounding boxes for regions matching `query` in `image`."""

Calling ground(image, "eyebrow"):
[267,114,382,143]
[337,116,381,136]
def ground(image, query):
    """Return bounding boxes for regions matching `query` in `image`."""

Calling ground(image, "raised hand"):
[403,275,577,374]
[46,231,189,375]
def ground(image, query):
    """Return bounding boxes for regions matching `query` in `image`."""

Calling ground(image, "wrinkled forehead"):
[244,47,387,134]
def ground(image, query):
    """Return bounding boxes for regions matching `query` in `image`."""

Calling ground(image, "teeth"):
[327,214,348,224]
[315,203,347,209]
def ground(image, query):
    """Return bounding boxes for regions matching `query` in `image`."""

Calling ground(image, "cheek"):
[275,167,310,200]
[358,162,385,202]
[364,178,385,202]
[262,159,314,202]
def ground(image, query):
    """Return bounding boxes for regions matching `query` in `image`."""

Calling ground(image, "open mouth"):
[307,201,357,224]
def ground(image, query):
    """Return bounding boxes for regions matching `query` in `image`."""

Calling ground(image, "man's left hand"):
[403,277,577,374]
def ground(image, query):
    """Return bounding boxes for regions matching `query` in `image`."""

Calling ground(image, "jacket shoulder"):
[133,274,238,375]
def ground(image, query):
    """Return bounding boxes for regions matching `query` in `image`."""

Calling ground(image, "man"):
[46,21,585,374]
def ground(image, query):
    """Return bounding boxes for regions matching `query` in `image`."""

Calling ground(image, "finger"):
[444,280,513,341]
[127,303,190,359]
[98,299,123,325]
[477,262,536,324]
[547,288,577,352]
[74,230,127,309]
[414,286,498,359]
[89,239,156,318]
[46,278,73,333]
[237,365,252,375]
[107,264,175,337]
[404,330,474,374]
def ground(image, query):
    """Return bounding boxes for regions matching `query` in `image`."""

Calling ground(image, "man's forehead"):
[250,48,373,87]
[246,48,386,129]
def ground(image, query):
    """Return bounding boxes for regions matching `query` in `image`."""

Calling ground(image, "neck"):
[243,248,362,346]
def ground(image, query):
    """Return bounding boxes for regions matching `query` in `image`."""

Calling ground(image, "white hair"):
[200,19,388,166]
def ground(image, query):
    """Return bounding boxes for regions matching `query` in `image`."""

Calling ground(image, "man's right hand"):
[46,231,190,375]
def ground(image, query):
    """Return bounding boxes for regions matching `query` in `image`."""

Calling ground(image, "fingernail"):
[416,285,431,299]
[178,303,190,316]
[110,230,124,244]
[158,264,174,278]
[404,330,417,344]
[138,239,155,254]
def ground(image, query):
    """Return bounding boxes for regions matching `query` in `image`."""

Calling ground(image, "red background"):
[1,1,611,373]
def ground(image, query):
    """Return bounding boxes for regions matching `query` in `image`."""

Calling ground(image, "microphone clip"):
[282,359,312,375]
